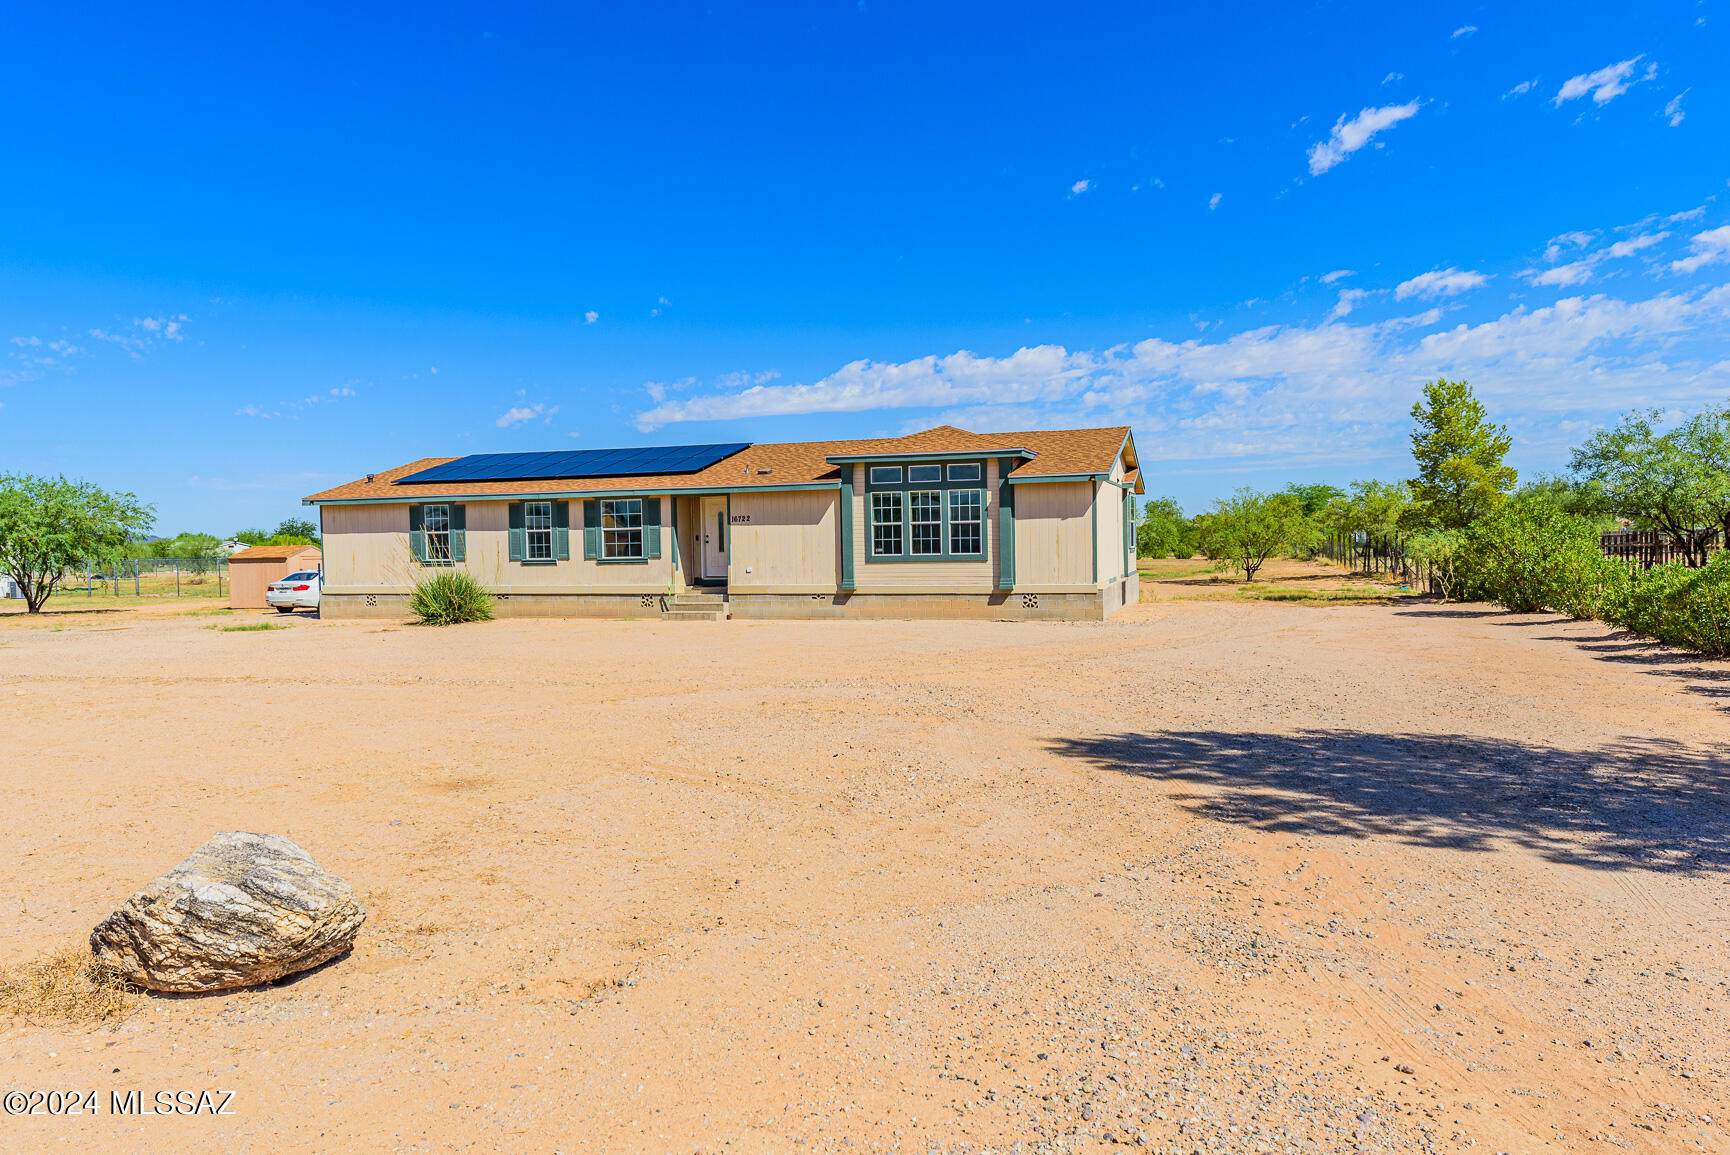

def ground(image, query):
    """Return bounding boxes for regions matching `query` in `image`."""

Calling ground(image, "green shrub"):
[1600,552,1730,657]
[408,569,495,626]
[1457,503,1618,617]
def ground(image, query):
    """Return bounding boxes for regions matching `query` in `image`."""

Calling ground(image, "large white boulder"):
[90,832,365,992]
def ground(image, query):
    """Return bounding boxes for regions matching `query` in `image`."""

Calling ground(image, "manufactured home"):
[303,425,1142,621]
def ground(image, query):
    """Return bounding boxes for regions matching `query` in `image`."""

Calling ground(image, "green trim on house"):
[996,458,1015,589]
[1089,481,1098,585]
[861,459,989,563]
[1006,472,1105,485]
[669,496,681,580]
[825,448,1034,465]
[304,481,842,506]
[1123,492,1134,579]
[838,465,856,591]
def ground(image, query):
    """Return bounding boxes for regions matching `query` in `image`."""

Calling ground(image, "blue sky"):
[1,2,1726,533]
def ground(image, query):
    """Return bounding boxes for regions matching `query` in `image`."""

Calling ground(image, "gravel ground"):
[0,585,1725,1153]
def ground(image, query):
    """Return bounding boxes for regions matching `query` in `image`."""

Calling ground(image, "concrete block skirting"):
[727,591,1107,621]
[321,592,669,620]
[323,587,1122,622]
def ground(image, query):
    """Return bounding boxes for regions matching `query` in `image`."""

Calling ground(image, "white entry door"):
[700,496,729,580]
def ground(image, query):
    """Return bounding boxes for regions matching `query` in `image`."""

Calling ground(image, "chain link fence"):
[51,557,231,600]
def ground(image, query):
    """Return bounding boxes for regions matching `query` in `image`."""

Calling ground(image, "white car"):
[265,570,323,613]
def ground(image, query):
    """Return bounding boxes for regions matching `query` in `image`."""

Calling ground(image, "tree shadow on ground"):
[1400,607,1728,708]
[1049,730,1730,874]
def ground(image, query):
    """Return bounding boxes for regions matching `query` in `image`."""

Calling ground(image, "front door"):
[700,496,729,581]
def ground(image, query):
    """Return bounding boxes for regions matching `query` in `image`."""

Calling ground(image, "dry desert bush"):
[0,943,135,1024]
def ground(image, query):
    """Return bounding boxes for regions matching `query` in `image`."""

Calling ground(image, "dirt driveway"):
[1,596,1725,1153]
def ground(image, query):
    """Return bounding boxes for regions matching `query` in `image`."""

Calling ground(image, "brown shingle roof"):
[304,425,1134,503]
[229,544,322,561]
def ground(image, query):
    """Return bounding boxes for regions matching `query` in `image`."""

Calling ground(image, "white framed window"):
[907,464,942,483]
[601,499,644,559]
[948,490,983,554]
[946,462,981,482]
[525,500,554,561]
[909,490,943,555]
[424,504,452,564]
[868,466,903,485]
[870,491,903,555]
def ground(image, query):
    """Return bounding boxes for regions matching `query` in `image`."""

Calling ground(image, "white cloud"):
[1382,72,1403,85]
[1071,179,1091,196]
[1554,57,1653,107]
[1307,102,1419,175]
[633,283,1730,475]
[1665,91,1688,127]
[1544,231,1596,263]
[134,314,188,340]
[1672,226,1730,275]
[1320,269,1356,284]
[583,311,599,324]
[1527,231,1669,286]
[1451,25,1478,38]
[1326,289,1370,322]
[87,314,190,355]
[496,402,558,427]
[1668,206,1706,223]
[1208,193,1222,211]
[1395,267,1489,300]
[1504,79,1536,99]
[1529,260,1597,287]
[10,336,39,347]
[330,386,356,397]
[1605,232,1668,259]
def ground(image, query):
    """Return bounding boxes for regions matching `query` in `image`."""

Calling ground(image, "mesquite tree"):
[1571,405,1730,567]
[0,475,154,612]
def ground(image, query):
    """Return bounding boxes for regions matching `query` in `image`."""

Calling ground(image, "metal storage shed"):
[228,544,322,609]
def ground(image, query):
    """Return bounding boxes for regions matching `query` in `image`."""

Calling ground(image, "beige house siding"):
[1013,480,1095,587]
[727,490,840,590]
[322,498,675,593]
[322,504,413,591]
[848,460,1001,591]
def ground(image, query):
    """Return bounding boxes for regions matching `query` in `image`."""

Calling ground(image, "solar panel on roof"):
[394,442,752,485]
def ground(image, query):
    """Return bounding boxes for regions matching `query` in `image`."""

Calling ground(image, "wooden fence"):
[1599,528,1722,568]
[1318,532,1438,590]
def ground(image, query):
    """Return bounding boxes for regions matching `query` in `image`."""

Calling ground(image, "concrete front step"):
[661,588,729,620]
[662,607,727,621]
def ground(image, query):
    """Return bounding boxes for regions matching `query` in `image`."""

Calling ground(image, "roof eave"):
[305,479,844,505]
[824,447,1037,465]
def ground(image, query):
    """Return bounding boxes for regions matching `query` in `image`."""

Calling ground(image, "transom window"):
[525,500,553,561]
[862,460,987,561]
[870,491,903,556]
[423,504,452,564]
[601,499,644,559]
